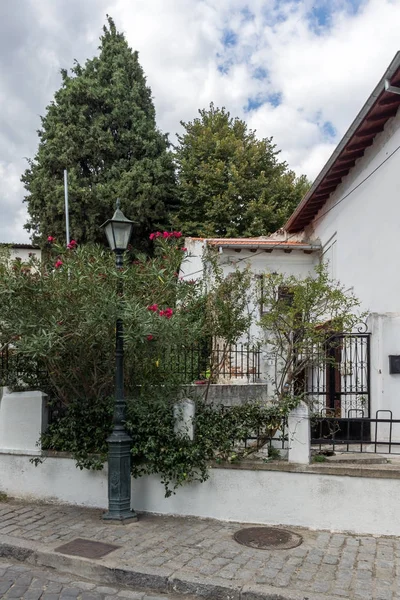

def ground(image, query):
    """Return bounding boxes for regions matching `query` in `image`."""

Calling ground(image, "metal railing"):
[1,341,262,388]
[149,342,262,383]
[311,410,400,454]
[304,332,371,417]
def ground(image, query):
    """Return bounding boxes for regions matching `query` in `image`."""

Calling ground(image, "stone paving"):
[0,557,189,599]
[0,499,400,599]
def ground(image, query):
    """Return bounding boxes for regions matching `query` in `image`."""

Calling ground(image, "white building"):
[0,243,41,263]
[182,52,400,442]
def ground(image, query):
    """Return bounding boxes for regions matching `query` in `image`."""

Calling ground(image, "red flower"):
[147,334,154,341]
[173,231,182,238]
[160,308,173,319]
[181,247,187,252]
[55,259,63,269]
[159,310,165,316]
[163,231,170,238]
[67,239,77,249]
[147,304,158,312]
[47,236,55,243]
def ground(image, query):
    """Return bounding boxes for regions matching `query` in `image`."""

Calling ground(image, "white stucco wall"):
[0,389,48,455]
[1,452,400,536]
[308,108,400,418]
[309,109,400,314]
[0,453,108,508]
[10,247,41,262]
[0,247,41,263]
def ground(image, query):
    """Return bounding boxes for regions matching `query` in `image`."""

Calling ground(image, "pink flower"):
[55,259,63,269]
[147,334,154,341]
[149,233,156,240]
[161,308,173,319]
[159,310,165,317]
[67,239,77,249]
[47,236,55,243]
[147,304,158,312]
[181,247,187,252]
[149,232,162,240]
[163,231,170,238]
[173,231,182,238]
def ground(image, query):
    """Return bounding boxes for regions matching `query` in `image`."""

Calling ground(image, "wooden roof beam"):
[378,95,400,107]
[367,109,398,122]
[346,139,374,152]
[355,124,385,137]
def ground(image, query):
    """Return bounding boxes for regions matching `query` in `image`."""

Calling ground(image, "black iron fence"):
[311,410,400,455]
[0,344,47,390]
[1,342,262,388]
[141,342,261,383]
[304,331,371,418]
[216,404,287,457]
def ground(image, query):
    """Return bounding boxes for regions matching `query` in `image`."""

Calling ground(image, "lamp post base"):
[103,509,138,522]
[104,430,136,522]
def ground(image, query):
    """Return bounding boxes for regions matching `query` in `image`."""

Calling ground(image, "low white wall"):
[0,453,108,508]
[1,452,400,536]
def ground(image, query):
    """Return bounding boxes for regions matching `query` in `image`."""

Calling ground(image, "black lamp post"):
[101,200,137,521]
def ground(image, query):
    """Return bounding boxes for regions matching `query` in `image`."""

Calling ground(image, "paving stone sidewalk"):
[0,499,399,600]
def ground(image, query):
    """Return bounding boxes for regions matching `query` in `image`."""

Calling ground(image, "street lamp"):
[101,200,137,521]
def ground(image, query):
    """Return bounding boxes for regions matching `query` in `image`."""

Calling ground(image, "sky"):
[1,0,400,242]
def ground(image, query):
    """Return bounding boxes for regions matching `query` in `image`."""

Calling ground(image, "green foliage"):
[0,234,273,496]
[267,446,281,460]
[38,393,295,496]
[22,16,178,252]
[41,397,113,470]
[313,454,327,463]
[258,263,364,403]
[0,236,205,403]
[174,103,310,237]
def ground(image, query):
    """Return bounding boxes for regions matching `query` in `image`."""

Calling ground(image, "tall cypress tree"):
[22,16,178,250]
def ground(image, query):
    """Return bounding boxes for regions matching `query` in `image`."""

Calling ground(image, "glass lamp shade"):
[101,204,134,251]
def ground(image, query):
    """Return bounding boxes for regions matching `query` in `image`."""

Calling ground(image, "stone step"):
[325,453,388,464]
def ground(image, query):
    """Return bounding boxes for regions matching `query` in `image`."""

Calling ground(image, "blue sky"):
[0,0,400,241]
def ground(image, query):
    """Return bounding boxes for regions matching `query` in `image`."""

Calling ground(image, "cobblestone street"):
[0,558,189,600]
[0,499,400,599]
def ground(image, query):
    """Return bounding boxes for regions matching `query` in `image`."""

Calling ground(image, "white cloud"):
[1,0,400,241]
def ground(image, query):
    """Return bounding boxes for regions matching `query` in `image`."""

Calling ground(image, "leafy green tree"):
[174,104,310,237]
[22,16,178,251]
[258,264,364,405]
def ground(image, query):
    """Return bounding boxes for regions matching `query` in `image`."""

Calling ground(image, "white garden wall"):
[1,451,400,537]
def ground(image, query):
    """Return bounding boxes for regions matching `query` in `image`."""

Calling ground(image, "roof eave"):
[285,51,400,233]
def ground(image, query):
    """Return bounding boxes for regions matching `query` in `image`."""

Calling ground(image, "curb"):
[0,537,337,600]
